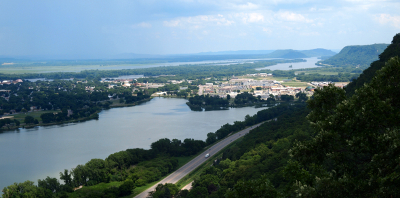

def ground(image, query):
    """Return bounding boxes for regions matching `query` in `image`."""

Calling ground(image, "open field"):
[281,81,309,88]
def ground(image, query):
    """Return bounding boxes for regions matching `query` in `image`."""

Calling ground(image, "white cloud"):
[163,14,235,28]
[240,13,264,23]
[164,20,181,27]
[232,2,259,10]
[275,11,313,23]
[262,27,272,33]
[375,14,400,28]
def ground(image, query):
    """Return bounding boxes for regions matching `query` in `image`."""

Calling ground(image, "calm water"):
[0,98,266,189]
[256,57,321,71]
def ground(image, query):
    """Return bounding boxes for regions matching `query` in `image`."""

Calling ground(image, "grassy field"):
[11,110,59,122]
[281,81,309,88]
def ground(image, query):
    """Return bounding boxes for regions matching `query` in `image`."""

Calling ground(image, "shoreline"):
[0,98,153,133]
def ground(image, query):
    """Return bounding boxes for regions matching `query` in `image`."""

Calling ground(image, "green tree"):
[150,183,179,198]
[14,119,20,126]
[24,115,35,124]
[60,169,72,186]
[206,132,217,145]
[295,92,308,102]
[2,180,52,198]
[289,57,400,197]
[38,176,60,193]
[119,179,135,196]
[280,94,294,101]
[225,175,278,198]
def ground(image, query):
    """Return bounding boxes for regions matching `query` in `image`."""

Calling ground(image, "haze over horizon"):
[1,0,399,59]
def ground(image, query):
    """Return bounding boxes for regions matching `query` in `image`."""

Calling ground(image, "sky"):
[0,0,399,58]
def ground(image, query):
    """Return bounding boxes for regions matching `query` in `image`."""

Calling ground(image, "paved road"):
[134,122,264,198]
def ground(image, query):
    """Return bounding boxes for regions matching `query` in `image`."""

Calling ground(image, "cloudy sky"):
[0,0,399,58]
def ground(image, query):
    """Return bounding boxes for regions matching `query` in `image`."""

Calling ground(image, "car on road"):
[205,153,210,158]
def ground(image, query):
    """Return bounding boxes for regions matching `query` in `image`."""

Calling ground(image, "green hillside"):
[318,43,389,68]
[345,33,400,96]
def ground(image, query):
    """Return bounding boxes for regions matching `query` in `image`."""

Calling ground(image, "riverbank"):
[0,98,152,132]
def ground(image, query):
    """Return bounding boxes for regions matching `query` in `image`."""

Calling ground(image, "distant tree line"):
[0,59,304,81]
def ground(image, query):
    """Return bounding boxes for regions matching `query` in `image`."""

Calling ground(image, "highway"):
[134,122,264,198]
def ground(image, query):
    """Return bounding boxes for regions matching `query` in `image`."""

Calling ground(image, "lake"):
[0,97,266,189]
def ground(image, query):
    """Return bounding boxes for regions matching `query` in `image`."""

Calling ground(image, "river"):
[256,57,321,71]
[0,97,266,190]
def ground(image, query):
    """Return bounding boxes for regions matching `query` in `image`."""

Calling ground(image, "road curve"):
[134,122,264,198]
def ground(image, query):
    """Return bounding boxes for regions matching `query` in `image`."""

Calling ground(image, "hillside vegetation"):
[318,43,389,68]
[346,34,400,95]
[149,34,400,198]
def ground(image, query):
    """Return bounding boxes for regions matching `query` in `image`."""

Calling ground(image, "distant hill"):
[196,49,335,58]
[112,53,167,59]
[346,34,400,96]
[318,44,389,68]
[196,50,275,55]
[263,49,308,58]
[299,48,337,57]
[263,49,336,59]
